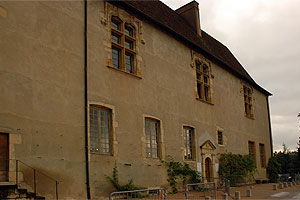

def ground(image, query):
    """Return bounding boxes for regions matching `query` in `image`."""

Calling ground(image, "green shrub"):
[266,156,281,182]
[218,153,255,185]
[161,155,201,193]
[106,164,140,191]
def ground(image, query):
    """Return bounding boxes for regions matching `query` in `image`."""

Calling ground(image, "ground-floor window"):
[89,105,112,155]
[145,118,160,159]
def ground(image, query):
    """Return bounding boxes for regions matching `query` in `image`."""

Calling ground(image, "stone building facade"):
[0,0,272,199]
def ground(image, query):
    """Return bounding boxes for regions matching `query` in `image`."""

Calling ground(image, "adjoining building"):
[0,0,272,199]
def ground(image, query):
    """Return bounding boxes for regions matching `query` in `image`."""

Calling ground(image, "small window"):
[248,141,256,166]
[259,143,266,168]
[243,85,254,118]
[125,24,134,37]
[111,33,121,44]
[111,17,121,31]
[112,47,121,69]
[145,118,160,159]
[89,106,112,155]
[110,17,136,75]
[217,131,223,145]
[183,126,195,160]
[196,62,211,103]
[125,53,133,73]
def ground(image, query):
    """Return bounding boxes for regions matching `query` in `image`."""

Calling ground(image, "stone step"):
[0,184,45,200]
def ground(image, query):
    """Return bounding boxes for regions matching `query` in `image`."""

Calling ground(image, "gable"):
[200,140,216,150]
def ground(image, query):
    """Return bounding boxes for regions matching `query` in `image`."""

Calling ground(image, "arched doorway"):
[205,157,212,182]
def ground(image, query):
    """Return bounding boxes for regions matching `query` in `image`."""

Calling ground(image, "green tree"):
[218,153,255,186]
[266,156,281,182]
[274,144,300,176]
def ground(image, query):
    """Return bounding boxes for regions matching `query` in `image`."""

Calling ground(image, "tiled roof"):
[109,0,271,95]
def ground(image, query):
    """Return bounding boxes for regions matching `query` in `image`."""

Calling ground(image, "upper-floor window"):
[145,118,160,159]
[243,85,253,118]
[111,16,136,74]
[89,105,112,155]
[183,126,195,160]
[217,131,223,145]
[248,141,256,166]
[259,143,266,168]
[196,62,211,102]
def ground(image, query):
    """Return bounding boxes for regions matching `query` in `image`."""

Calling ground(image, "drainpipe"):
[84,0,91,199]
[266,96,273,157]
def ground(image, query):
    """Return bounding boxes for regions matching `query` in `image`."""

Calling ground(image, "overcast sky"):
[162,0,300,152]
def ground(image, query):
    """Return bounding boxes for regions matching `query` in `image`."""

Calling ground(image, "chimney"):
[176,1,201,36]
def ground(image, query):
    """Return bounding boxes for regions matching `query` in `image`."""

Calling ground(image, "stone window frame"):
[216,127,226,147]
[217,131,223,145]
[182,126,196,161]
[242,84,254,119]
[142,115,165,160]
[103,2,143,79]
[88,102,117,157]
[191,51,214,105]
[144,118,160,159]
[110,16,137,74]
[259,143,266,168]
[248,140,256,167]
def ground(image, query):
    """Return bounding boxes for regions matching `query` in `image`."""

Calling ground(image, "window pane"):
[248,141,255,165]
[218,131,223,145]
[89,106,111,154]
[89,107,99,152]
[204,86,209,101]
[197,82,202,99]
[196,72,201,80]
[111,20,120,30]
[259,144,265,168]
[204,75,208,84]
[112,47,121,69]
[196,63,200,70]
[100,109,110,154]
[145,119,159,158]
[125,25,133,37]
[125,53,133,73]
[111,34,120,44]
[125,40,133,50]
[184,127,194,160]
[203,65,208,74]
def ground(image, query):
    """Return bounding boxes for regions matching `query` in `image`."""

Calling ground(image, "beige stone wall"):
[0,1,272,199]
[0,1,86,199]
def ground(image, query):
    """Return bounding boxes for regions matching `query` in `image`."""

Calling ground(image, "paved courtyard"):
[168,183,300,199]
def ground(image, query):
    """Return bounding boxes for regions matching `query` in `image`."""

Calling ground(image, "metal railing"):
[0,159,59,199]
[110,188,167,200]
[219,175,255,187]
[185,182,216,200]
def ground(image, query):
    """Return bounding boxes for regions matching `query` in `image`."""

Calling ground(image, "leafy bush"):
[218,153,255,185]
[106,164,140,191]
[161,155,201,193]
[266,156,281,182]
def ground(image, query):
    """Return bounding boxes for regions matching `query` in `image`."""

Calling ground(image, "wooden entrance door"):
[0,133,9,181]
[205,157,212,182]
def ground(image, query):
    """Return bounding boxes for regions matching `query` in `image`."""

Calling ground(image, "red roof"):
[109,0,271,95]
